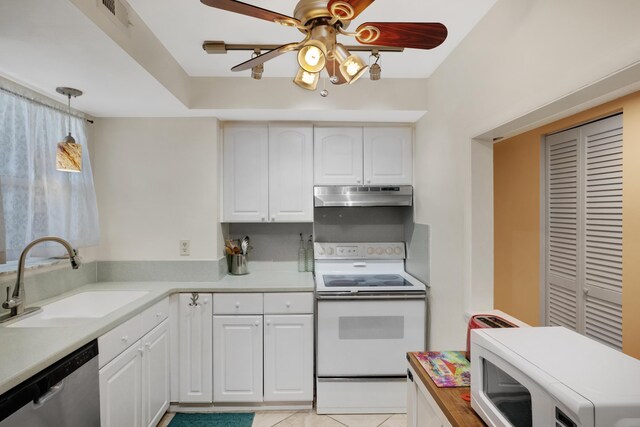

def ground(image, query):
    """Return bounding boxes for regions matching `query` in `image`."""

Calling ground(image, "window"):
[0,88,99,262]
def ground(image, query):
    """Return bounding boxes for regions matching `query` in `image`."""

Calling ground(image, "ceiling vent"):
[98,0,130,28]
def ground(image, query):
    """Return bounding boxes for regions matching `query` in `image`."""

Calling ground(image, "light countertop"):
[0,269,314,396]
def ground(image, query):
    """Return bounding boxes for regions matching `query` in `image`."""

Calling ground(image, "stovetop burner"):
[324,274,412,287]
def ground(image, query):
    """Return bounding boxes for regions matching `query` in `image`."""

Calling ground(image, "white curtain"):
[0,90,100,260]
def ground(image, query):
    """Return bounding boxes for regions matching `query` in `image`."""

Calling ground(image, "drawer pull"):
[156,312,162,317]
[286,302,291,308]
[266,319,271,326]
[254,320,260,326]
[121,335,128,342]
[235,302,240,308]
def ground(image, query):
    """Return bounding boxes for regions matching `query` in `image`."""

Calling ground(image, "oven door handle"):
[316,293,426,300]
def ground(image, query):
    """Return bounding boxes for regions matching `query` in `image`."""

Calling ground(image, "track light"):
[250,49,263,80]
[369,51,381,81]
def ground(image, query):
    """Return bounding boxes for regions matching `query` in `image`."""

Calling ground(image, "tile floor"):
[158,410,407,427]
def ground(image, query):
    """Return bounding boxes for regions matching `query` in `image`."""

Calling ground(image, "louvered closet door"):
[546,128,580,330]
[581,115,623,349]
[545,114,623,351]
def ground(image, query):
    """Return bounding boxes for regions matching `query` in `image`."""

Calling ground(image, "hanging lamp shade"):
[55,87,83,173]
[56,134,82,172]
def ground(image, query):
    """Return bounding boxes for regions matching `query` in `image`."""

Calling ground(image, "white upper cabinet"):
[364,127,413,185]
[314,126,413,186]
[223,123,313,222]
[268,125,313,222]
[223,124,269,222]
[314,127,364,185]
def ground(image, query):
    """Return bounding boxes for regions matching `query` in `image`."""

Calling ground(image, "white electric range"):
[314,242,428,414]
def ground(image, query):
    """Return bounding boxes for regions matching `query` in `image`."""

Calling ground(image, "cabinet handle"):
[271,216,275,222]
[121,335,128,343]
[356,178,361,183]
[266,319,271,326]
[286,302,291,308]
[203,298,209,305]
[189,292,200,307]
[254,320,260,326]
[145,342,151,349]
[138,347,144,356]
[261,217,265,222]
[367,179,371,184]
[156,312,162,318]
[235,302,240,308]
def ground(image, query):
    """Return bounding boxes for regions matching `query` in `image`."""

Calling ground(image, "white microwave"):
[470,327,640,427]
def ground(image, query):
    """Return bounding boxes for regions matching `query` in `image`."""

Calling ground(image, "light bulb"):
[304,46,321,67]
[301,71,316,84]
[345,60,360,77]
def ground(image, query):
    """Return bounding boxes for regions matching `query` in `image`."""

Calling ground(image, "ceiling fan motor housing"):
[294,0,350,29]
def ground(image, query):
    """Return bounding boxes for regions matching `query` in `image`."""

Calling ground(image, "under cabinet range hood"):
[314,185,413,207]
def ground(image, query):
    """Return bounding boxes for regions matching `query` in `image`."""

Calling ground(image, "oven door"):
[317,295,426,377]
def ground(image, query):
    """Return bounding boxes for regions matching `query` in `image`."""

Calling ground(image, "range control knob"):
[367,247,374,255]
[375,247,383,255]
[385,247,393,255]
[326,247,335,256]
[394,247,402,255]
[318,246,325,256]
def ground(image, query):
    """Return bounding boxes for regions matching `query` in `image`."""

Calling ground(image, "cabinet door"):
[364,127,413,185]
[223,124,269,222]
[213,315,263,402]
[268,125,313,222]
[314,127,363,185]
[178,293,212,403]
[263,315,313,402]
[100,342,143,427]
[142,320,170,427]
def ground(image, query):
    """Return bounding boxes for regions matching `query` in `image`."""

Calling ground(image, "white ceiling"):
[128,0,496,79]
[0,0,496,118]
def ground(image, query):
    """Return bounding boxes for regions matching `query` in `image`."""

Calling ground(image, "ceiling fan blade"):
[355,22,447,50]
[325,57,348,85]
[201,0,299,25]
[231,43,298,72]
[327,0,375,21]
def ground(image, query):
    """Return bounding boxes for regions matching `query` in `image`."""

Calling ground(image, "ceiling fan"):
[201,0,448,92]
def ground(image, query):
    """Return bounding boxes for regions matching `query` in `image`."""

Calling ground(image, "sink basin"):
[7,290,149,328]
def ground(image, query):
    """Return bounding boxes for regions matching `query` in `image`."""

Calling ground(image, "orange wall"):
[494,91,640,358]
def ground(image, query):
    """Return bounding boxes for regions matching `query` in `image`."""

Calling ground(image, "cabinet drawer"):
[264,293,314,314]
[213,293,263,314]
[99,314,143,369]
[141,297,169,333]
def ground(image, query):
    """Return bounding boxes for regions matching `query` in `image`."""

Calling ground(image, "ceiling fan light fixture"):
[369,51,381,80]
[251,63,264,79]
[293,67,320,90]
[333,43,368,84]
[297,40,327,73]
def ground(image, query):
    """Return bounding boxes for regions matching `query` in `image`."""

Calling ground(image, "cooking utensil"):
[241,236,250,255]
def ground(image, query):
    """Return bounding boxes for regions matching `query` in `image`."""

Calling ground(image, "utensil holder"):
[229,254,249,275]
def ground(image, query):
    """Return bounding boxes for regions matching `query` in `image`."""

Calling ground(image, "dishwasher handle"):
[32,380,65,409]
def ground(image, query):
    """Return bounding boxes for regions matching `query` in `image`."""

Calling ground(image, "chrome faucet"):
[2,236,81,320]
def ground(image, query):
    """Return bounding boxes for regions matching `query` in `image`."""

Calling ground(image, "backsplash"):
[227,223,313,263]
[97,259,226,282]
[313,206,412,242]
[0,261,97,315]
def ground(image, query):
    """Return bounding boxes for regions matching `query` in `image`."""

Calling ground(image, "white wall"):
[415,0,640,349]
[92,117,222,261]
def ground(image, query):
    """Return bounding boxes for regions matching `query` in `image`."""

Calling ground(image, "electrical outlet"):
[180,240,190,256]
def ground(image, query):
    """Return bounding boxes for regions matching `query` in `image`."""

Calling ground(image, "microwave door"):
[470,342,595,427]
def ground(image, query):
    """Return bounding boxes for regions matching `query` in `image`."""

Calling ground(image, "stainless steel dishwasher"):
[0,340,99,426]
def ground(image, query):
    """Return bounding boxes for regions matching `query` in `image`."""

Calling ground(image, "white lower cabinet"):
[263,314,313,402]
[212,292,314,404]
[213,315,263,402]
[100,320,169,427]
[178,292,213,403]
[407,365,452,427]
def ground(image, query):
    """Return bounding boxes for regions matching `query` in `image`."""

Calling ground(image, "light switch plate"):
[179,240,190,256]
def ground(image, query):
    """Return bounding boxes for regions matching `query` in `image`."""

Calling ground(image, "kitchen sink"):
[6,290,149,328]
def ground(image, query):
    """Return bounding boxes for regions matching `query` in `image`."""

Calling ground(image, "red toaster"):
[466,314,517,360]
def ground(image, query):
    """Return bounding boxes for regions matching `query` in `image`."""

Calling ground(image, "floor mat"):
[168,412,255,427]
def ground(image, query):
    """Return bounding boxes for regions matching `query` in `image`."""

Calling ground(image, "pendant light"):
[55,87,83,173]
